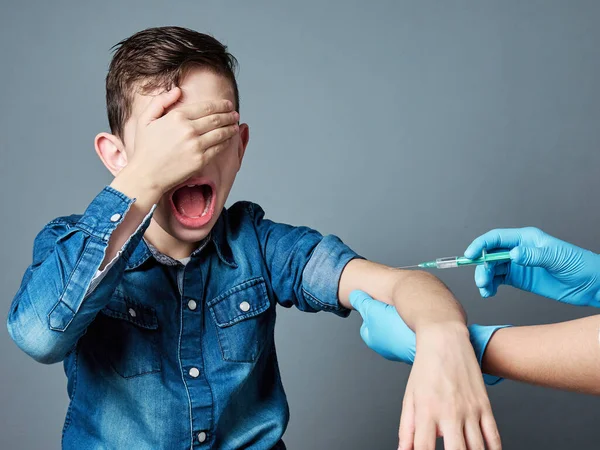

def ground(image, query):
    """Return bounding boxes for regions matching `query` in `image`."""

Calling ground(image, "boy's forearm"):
[105,166,162,269]
[390,270,466,331]
[339,260,466,331]
[482,316,600,395]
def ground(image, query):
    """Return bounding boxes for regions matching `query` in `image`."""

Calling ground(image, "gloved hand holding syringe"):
[398,249,512,270]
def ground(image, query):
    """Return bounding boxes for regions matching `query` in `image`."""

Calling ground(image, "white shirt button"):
[128,308,136,318]
[239,301,250,312]
[110,213,121,222]
[188,299,197,311]
[197,431,207,443]
[189,367,200,378]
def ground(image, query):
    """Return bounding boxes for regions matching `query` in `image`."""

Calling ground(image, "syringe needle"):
[395,265,421,270]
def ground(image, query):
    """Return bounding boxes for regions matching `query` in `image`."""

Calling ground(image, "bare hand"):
[128,87,239,194]
[398,324,501,450]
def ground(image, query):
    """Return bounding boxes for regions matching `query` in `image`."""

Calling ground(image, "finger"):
[464,420,485,450]
[474,263,508,289]
[201,136,235,162]
[139,87,182,124]
[349,289,372,315]
[197,124,239,152]
[479,276,503,298]
[510,245,555,269]
[359,322,370,346]
[439,421,467,450]
[465,229,526,260]
[191,111,239,135]
[480,413,502,450]
[177,99,234,120]
[413,414,436,450]
[474,265,495,289]
[398,393,416,450]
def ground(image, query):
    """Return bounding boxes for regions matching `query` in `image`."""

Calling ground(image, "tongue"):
[173,186,207,217]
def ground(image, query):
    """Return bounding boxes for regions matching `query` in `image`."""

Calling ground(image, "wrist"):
[110,165,163,210]
[414,322,476,372]
[415,319,469,337]
[415,321,470,352]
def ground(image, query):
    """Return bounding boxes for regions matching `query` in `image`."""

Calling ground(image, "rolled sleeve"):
[301,235,362,317]
[247,201,361,317]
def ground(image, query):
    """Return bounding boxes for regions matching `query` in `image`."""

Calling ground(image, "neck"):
[144,219,201,259]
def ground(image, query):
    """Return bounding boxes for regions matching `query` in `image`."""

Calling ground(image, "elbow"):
[7,315,66,365]
[25,343,65,365]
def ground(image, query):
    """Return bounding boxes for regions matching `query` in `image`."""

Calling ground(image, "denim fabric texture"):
[7,186,359,449]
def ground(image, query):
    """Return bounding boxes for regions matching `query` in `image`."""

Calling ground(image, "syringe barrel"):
[435,257,459,269]
[456,251,513,266]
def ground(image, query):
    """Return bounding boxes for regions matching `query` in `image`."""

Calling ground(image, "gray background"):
[1,1,600,449]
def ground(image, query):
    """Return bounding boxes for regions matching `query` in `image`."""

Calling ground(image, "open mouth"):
[169,181,216,228]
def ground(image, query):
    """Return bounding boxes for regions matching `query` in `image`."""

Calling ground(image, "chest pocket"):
[208,277,271,363]
[97,294,161,378]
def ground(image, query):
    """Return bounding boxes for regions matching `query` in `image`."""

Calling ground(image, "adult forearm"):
[482,315,600,395]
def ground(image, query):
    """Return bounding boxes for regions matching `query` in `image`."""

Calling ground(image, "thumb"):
[349,289,373,317]
[510,245,554,268]
[139,87,182,124]
[359,322,371,346]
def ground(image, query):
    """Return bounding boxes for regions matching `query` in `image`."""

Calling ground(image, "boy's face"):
[122,68,249,253]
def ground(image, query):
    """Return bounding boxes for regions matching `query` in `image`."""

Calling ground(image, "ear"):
[95,132,127,176]
[236,123,250,168]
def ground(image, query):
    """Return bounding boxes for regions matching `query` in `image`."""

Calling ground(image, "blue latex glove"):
[349,290,509,384]
[349,290,416,364]
[467,324,510,386]
[465,227,600,307]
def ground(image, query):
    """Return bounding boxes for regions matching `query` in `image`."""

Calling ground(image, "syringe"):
[398,249,512,270]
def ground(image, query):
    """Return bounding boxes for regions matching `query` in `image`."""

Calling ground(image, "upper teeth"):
[187,184,196,187]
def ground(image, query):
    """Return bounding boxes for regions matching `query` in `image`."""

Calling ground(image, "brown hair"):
[106,26,239,138]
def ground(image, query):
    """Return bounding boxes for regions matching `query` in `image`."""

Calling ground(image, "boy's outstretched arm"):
[339,259,501,450]
[481,315,600,395]
[339,260,466,328]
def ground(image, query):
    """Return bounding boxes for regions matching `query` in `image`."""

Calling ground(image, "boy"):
[8,27,500,450]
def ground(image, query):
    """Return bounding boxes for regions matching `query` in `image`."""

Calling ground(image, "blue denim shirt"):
[7,186,359,449]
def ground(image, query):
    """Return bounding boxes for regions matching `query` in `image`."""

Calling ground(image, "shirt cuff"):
[80,187,156,297]
[75,186,135,241]
[301,235,363,317]
[85,251,122,297]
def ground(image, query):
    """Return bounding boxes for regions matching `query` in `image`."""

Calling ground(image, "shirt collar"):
[125,208,237,270]
[208,207,238,268]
